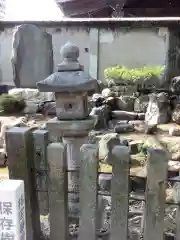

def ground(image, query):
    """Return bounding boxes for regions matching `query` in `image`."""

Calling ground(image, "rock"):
[90,106,111,130]
[116,96,136,111]
[144,124,157,134]
[112,111,138,121]
[92,94,105,107]
[129,140,144,155]
[9,88,54,113]
[134,95,149,113]
[0,116,29,149]
[169,127,180,136]
[129,120,144,126]
[145,92,171,125]
[171,76,180,92]
[11,24,53,88]
[105,97,117,110]
[99,173,112,191]
[172,104,180,124]
[137,113,145,120]
[101,88,113,98]
[114,123,134,133]
[36,101,56,116]
[98,133,121,161]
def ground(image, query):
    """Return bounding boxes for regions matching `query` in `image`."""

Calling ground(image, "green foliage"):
[104,65,165,84]
[0,94,26,114]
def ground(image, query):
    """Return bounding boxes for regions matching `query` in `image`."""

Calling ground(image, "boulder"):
[114,123,134,133]
[90,105,111,130]
[112,111,138,121]
[8,88,54,113]
[172,104,180,124]
[98,133,129,163]
[101,88,113,98]
[145,92,171,125]
[116,96,136,111]
[134,95,149,113]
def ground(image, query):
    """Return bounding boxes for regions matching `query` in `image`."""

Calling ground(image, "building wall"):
[0,26,168,85]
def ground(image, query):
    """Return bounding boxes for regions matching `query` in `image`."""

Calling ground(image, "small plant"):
[0,94,26,114]
[104,65,165,85]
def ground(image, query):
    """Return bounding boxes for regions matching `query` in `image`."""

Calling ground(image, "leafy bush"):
[104,65,165,84]
[0,94,26,114]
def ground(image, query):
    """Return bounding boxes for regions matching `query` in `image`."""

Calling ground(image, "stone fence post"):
[5,127,41,240]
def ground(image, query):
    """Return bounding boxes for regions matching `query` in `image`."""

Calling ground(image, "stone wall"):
[0,25,168,85]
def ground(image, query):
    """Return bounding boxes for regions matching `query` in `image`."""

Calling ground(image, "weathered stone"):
[99,173,112,191]
[11,24,53,88]
[5,127,41,240]
[33,130,49,216]
[116,96,136,111]
[145,92,171,125]
[47,143,68,240]
[172,104,180,124]
[169,127,180,136]
[98,133,121,161]
[114,123,134,133]
[144,124,158,134]
[129,120,144,125]
[137,113,145,120]
[101,88,113,98]
[171,76,180,92]
[90,106,111,130]
[112,110,138,121]
[134,95,149,113]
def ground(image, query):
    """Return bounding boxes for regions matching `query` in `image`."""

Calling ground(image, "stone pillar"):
[33,129,49,216]
[5,127,41,240]
[47,143,68,240]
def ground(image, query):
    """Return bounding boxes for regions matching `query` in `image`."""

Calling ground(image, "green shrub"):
[0,94,26,114]
[104,65,165,84]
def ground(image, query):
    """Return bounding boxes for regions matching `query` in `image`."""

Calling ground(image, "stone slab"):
[0,180,26,240]
[11,24,53,88]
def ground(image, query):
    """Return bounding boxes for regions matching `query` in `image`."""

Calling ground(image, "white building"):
[0,0,6,19]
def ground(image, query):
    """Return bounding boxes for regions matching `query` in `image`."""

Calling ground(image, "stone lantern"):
[36,42,98,218]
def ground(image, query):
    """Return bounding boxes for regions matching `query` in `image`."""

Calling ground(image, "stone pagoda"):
[36,42,98,218]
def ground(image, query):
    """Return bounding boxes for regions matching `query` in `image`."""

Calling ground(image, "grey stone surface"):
[47,143,68,240]
[36,42,98,93]
[55,92,89,120]
[33,130,49,216]
[90,105,111,130]
[144,148,169,240]
[111,146,130,240]
[5,127,41,240]
[46,117,95,137]
[112,110,138,121]
[79,144,98,240]
[134,95,149,113]
[145,92,171,125]
[114,123,134,133]
[11,24,53,88]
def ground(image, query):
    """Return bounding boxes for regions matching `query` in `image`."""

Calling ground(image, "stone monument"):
[11,24,53,88]
[36,42,98,218]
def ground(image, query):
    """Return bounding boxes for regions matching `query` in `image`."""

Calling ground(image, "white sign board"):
[0,180,26,240]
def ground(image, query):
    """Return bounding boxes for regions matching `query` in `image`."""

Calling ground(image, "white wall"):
[0,26,168,86]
